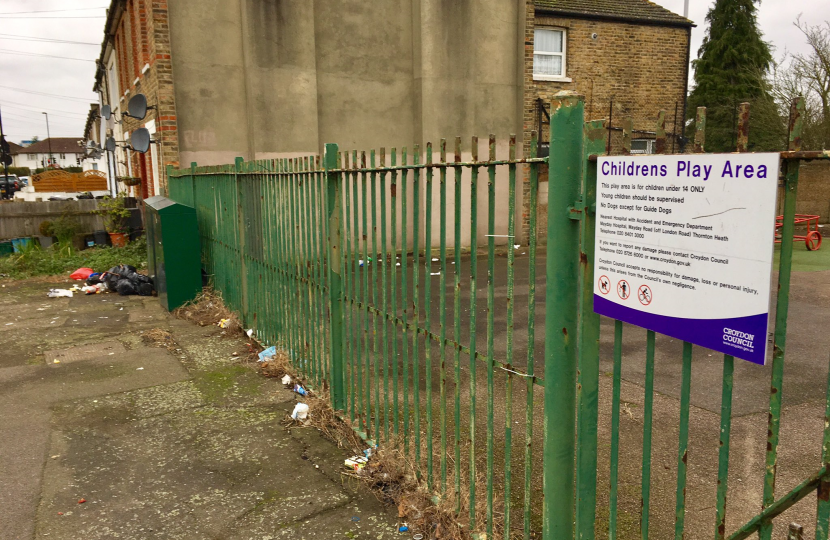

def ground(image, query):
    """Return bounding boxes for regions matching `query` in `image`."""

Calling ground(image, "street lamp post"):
[42,112,53,167]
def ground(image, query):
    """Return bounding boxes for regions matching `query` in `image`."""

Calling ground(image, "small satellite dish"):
[131,128,151,153]
[127,94,148,120]
[105,137,116,152]
[101,104,112,120]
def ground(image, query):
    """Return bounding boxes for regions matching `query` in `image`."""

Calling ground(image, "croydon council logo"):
[722,327,755,353]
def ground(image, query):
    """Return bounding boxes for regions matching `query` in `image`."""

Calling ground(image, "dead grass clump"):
[304,393,365,453]
[345,437,469,540]
[141,328,177,352]
[172,288,242,336]
[258,349,291,379]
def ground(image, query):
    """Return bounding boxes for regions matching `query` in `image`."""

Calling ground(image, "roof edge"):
[94,0,126,92]
[535,6,695,28]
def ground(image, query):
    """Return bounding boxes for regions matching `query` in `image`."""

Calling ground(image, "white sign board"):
[593,153,780,364]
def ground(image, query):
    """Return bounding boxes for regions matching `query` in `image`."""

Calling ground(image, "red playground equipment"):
[775,214,823,251]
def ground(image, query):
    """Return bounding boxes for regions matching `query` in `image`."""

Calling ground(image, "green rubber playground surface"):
[773,238,830,272]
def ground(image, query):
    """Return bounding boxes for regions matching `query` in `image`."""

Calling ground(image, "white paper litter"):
[291,402,309,421]
[47,289,74,298]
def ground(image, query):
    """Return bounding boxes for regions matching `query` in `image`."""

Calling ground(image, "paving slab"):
[0,277,397,540]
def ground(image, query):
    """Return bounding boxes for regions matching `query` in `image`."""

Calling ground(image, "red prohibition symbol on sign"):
[598,275,611,295]
[638,284,653,306]
[617,280,631,300]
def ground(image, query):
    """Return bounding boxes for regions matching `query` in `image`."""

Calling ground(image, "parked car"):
[18,176,29,187]
[0,174,19,199]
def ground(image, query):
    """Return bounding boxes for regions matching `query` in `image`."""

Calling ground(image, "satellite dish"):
[131,128,151,153]
[105,137,116,152]
[101,104,111,120]
[127,94,147,120]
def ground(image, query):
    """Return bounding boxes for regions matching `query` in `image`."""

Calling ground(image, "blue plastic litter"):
[257,346,276,362]
[294,384,307,396]
[11,238,34,253]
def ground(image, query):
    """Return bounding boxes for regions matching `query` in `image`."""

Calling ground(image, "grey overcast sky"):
[0,0,828,144]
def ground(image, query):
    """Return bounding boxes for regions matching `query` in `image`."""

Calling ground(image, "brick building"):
[93,0,178,198]
[523,0,692,237]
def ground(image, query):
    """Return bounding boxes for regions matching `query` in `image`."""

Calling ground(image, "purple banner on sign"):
[594,295,769,365]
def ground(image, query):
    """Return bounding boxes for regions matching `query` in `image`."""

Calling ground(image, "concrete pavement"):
[0,278,397,540]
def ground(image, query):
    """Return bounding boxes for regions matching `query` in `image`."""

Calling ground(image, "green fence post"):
[234,157,249,325]
[760,97,804,540]
[575,119,606,540]
[325,143,346,411]
[190,162,197,207]
[543,91,585,540]
[816,351,830,539]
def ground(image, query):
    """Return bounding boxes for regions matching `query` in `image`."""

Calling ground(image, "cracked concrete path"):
[0,277,397,540]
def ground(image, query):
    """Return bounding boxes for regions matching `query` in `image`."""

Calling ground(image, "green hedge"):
[6,167,31,177]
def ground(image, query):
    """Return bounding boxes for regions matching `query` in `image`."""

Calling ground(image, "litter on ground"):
[47,289,73,298]
[291,402,309,421]
[345,455,368,471]
[257,346,276,362]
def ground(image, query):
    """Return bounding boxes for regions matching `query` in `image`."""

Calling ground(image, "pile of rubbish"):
[48,265,156,298]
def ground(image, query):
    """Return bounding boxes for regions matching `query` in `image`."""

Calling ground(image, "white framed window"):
[534,28,569,81]
[631,139,657,154]
[59,153,66,160]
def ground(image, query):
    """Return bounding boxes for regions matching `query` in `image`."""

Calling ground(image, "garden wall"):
[0,200,105,240]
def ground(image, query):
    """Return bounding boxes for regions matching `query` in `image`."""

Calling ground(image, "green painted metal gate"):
[168,92,830,539]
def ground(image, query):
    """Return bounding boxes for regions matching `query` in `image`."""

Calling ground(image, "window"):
[59,153,66,160]
[93,163,99,170]
[108,60,119,108]
[534,28,567,80]
[631,139,657,154]
[28,154,35,160]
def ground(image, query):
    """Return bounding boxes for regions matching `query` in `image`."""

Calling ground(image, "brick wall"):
[110,0,179,197]
[776,160,830,225]
[522,0,690,240]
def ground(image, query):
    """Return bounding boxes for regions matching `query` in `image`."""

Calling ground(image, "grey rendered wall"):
[168,0,526,244]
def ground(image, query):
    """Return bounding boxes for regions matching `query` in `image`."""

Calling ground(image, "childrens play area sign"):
[593,153,780,364]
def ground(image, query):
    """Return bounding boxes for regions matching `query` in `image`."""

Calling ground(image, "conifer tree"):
[688,0,783,151]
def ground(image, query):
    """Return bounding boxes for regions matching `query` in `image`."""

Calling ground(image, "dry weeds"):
[344,437,474,540]
[172,288,243,336]
[141,328,177,352]
[258,349,291,379]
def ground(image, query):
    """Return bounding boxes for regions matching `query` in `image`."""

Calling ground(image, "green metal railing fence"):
[168,93,830,540]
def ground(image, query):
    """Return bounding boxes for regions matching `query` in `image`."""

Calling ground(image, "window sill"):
[533,74,572,82]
